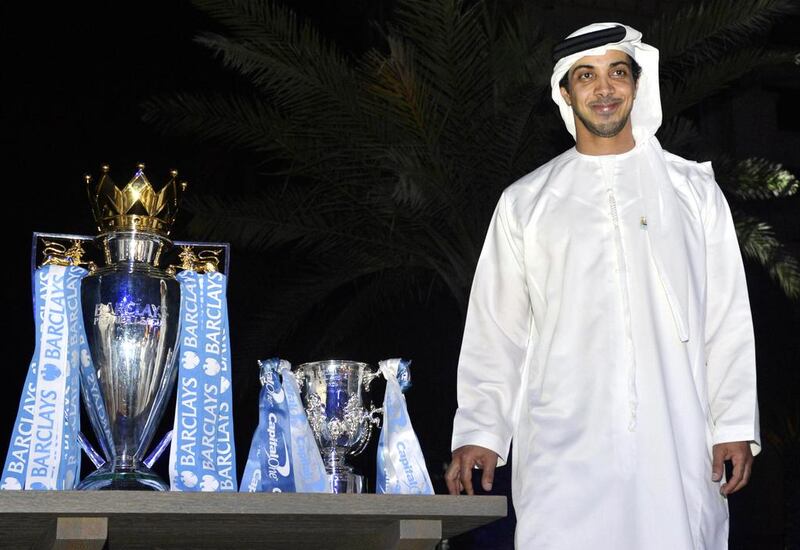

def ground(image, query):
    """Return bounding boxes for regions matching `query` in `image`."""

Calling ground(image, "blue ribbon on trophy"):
[1,264,87,490]
[3,165,238,492]
[169,269,238,492]
[376,359,434,495]
[241,359,329,493]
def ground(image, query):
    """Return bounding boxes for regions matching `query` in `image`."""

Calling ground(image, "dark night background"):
[1,2,798,549]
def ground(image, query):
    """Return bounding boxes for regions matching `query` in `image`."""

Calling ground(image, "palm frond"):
[660,48,793,119]
[142,92,286,155]
[733,210,800,299]
[142,0,800,344]
[648,0,797,64]
[299,268,439,355]
[192,0,357,107]
[727,158,800,201]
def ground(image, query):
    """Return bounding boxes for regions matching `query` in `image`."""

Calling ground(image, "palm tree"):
[143,2,799,544]
[143,0,799,358]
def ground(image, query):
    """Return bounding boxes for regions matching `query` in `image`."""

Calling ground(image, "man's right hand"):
[445,445,499,495]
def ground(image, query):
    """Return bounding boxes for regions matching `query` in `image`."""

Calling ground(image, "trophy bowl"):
[294,360,381,493]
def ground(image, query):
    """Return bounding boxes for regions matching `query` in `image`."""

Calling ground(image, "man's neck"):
[574,125,636,156]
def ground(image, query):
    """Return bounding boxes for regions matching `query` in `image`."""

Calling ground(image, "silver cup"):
[294,360,381,493]
[76,230,180,490]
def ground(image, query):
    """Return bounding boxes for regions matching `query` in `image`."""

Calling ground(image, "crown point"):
[180,181,188,191]
[170,169,178,177]
[101,165,110,173]
[137,163,146,170]
[84,174,92,184]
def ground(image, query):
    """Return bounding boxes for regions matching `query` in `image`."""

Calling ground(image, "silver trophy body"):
[78,164,186,491]
[77,231,180,490]
[294,360,380,493]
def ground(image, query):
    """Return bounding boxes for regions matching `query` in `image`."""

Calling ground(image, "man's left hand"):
[712,441,753,497]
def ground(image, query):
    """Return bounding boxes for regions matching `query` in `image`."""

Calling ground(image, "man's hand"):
[712,441,753,497]
[445,445,499,495]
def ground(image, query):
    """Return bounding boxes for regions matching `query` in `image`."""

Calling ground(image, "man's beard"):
[574,100,632,138]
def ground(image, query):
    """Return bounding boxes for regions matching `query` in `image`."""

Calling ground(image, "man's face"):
[559,50,638,139]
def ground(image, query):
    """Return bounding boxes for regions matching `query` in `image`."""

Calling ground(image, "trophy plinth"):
[295,360,381,494]
[322,448,364,493]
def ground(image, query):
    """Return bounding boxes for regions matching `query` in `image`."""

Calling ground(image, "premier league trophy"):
[76,164,185,490]
[294,360,382,493]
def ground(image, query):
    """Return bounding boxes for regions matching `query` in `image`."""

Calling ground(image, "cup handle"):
[362,369,384,391]
[347,407,383,458]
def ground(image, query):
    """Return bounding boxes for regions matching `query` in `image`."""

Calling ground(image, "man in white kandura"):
[445,22,759,549]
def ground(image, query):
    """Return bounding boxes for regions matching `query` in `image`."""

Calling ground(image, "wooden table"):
[0,492,506,549]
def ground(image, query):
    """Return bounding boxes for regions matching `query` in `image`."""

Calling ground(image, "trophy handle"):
[362,369,383,391]
[144,430,174,469]
[347,407,383,458]
[77,431,106,469]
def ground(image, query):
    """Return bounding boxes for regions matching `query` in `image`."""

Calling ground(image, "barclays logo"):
[182,351,200,370]
[203,357,221,376]
[42,364,62,382]
[1,477,21,490]
[180,470,198,488]
[94,301,162,327]
[200,474,220,492]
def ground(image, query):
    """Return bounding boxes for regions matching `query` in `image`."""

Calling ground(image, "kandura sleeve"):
[451,191,533,466]
[701,164,761,455]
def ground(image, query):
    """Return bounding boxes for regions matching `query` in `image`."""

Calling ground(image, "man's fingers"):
[445,472,458,495]
[481,460,496,492]
[446,477,463,495]
[725,454,753,495]
[711,447,725,482]
[460,456,475,496]
[721,466,741,496]
[448,446,500,496]
[741,459,753,490]
[712,443,754,496]
[445,459,463,495]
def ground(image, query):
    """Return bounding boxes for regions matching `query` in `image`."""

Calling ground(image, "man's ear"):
[560,86,572,107]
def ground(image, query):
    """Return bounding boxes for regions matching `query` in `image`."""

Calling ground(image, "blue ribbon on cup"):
[240,359,295,493]
[280,366,329,492]
[376,359,433,495]
[241,359,330,493]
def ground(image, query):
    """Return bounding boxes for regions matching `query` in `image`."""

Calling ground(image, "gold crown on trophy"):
[86,163,187,236]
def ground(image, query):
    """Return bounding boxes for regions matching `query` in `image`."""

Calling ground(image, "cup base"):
[76,462,168,491]
[328,471,364,493]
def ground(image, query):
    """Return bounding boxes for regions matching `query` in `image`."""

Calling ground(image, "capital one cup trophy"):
[294,360,381,493]
[76,164,185,490]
